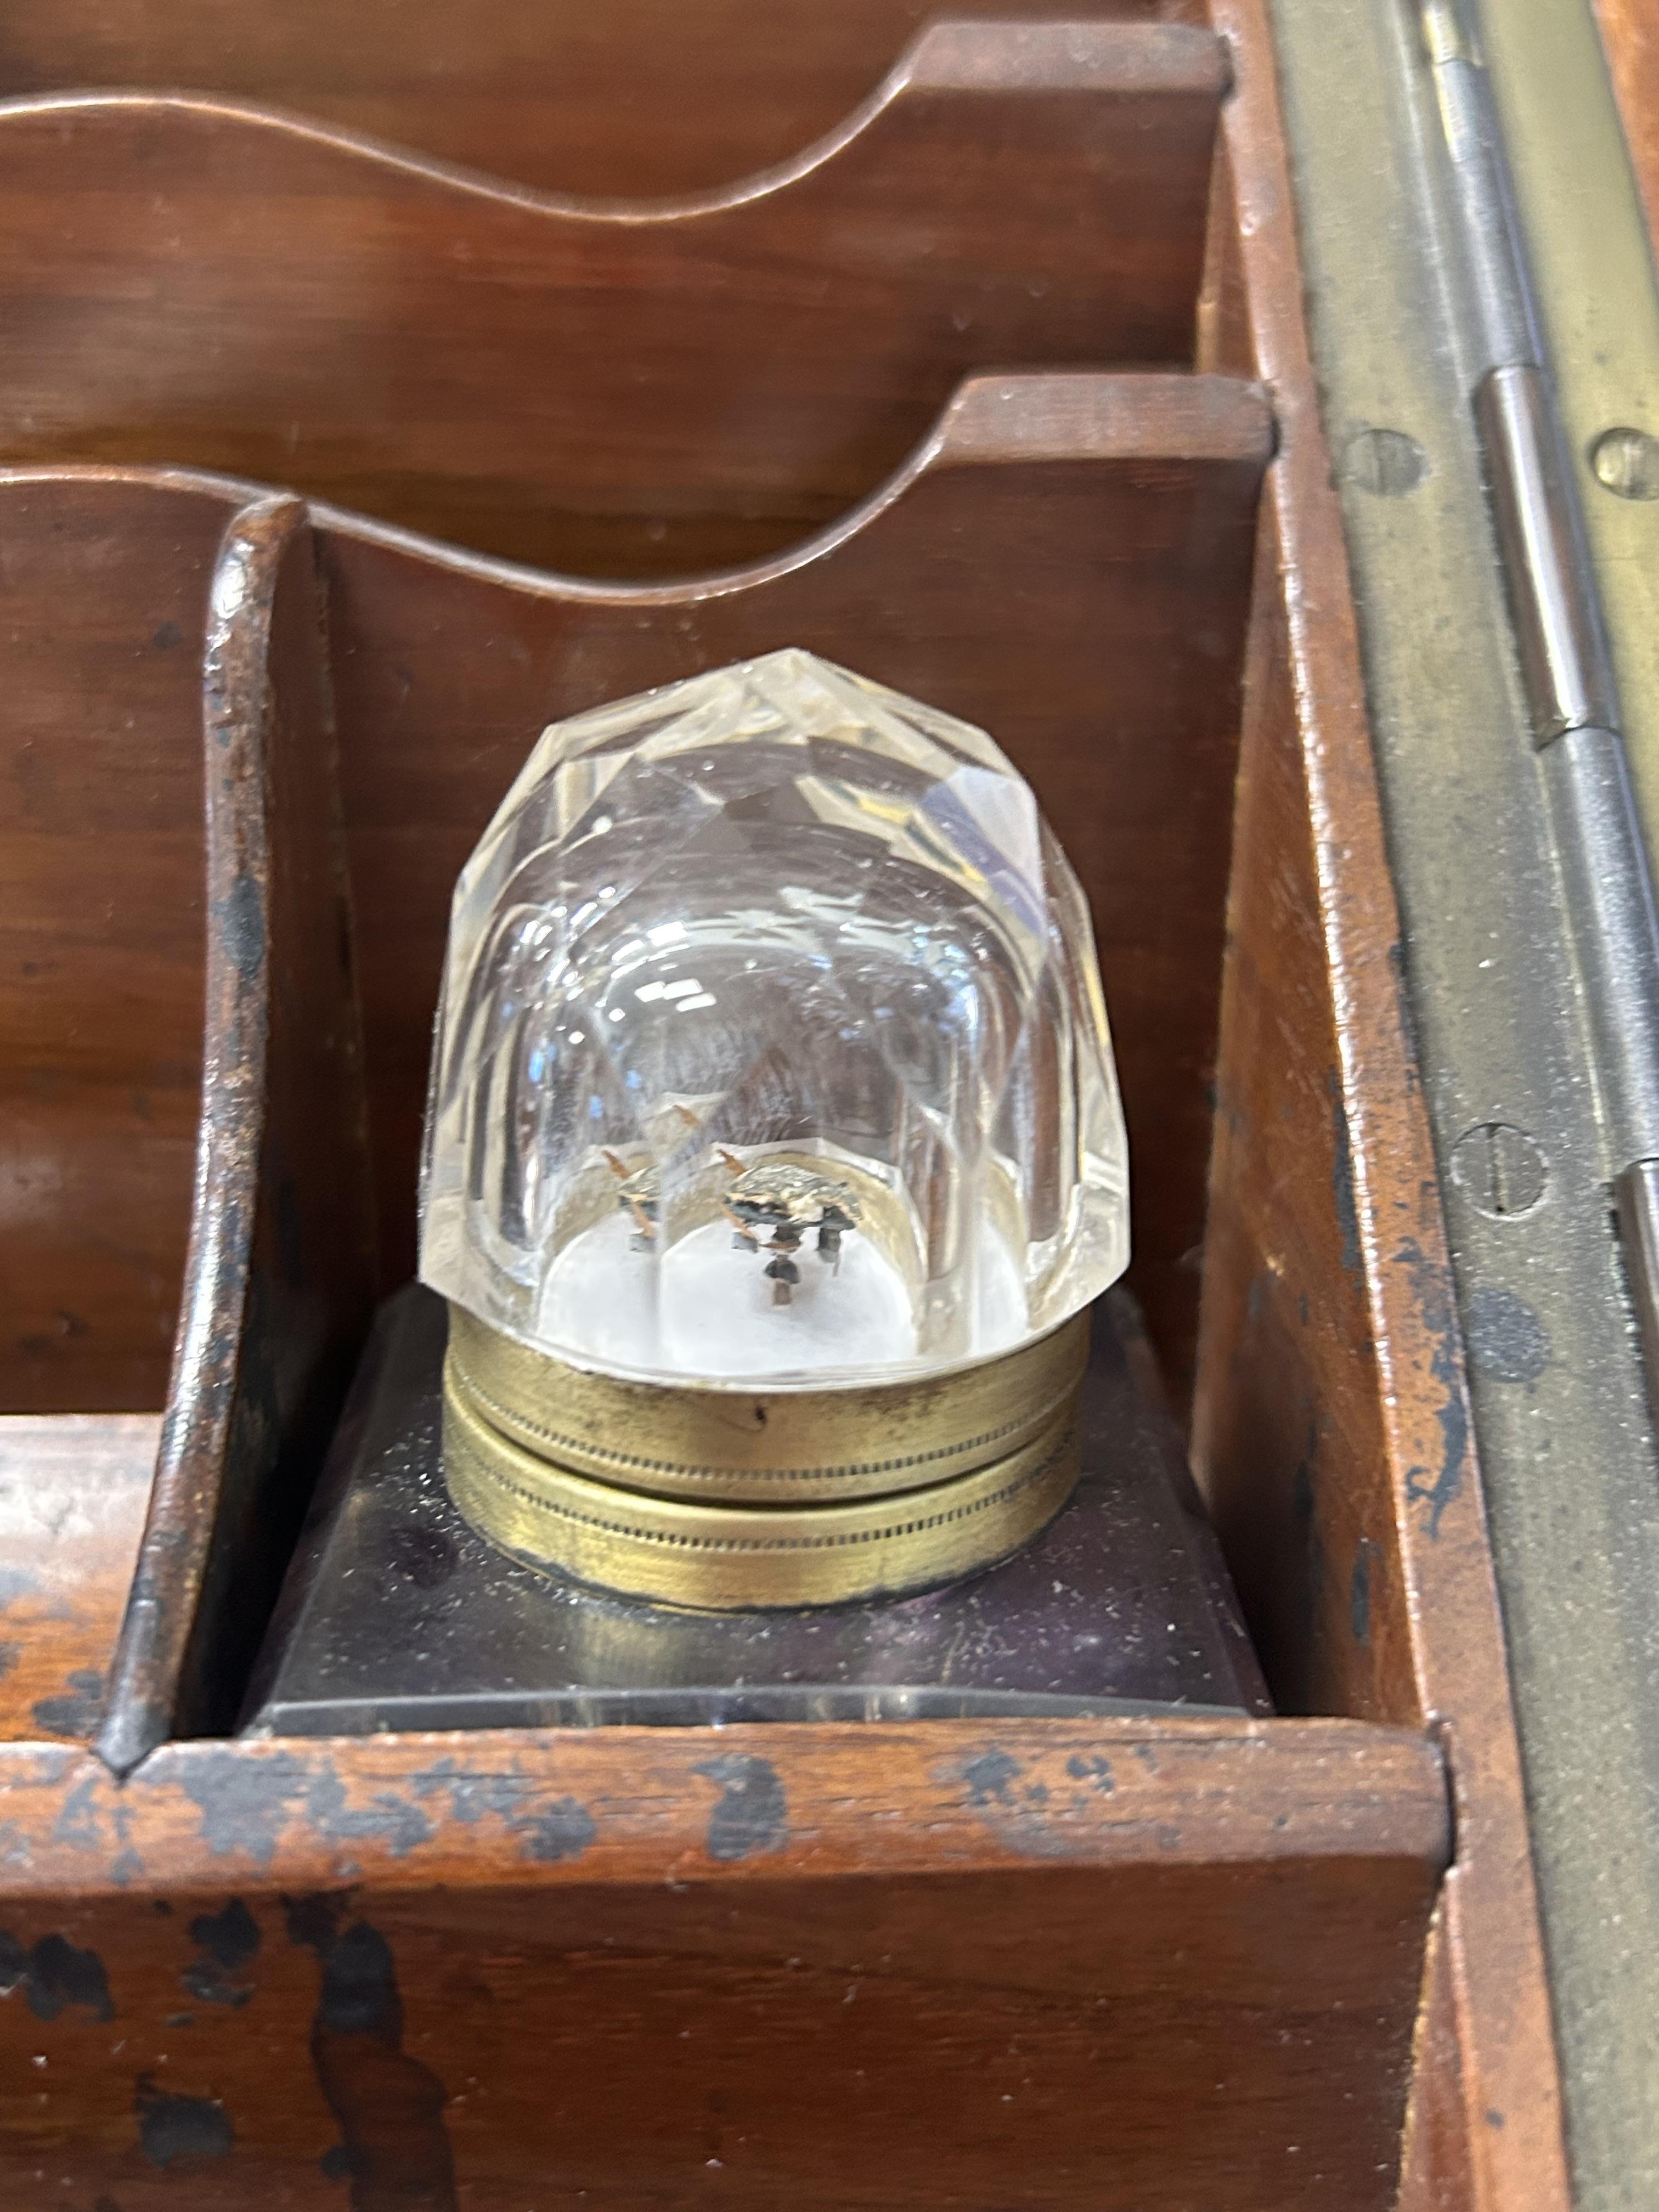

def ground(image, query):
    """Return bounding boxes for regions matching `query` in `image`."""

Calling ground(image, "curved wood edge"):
[95,499,377,1776]
[0,0,1201,199]
[0,21,1224,217]
[0,1715,1445,1898]
[0,370,1272,605]
[1205,3,1571,2206]
[0,41,1223,574]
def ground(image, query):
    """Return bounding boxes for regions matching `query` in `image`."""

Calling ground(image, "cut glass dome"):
[419,649,1130,1386]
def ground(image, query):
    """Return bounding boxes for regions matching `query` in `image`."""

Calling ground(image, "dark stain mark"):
[517,1798,597,1863]
[32,1668,106,1740]
[135,2076,233,2168]
[693,1754,788,1861]
[1485,2108,1506,2130]
[1464,1284,1550,1385]
[94,2197,124,2212]
[955,1748,1128,1860]
[1065,1753,1115,1795]
[1246,1272,1267,1322]
[306,1769,433,1859]
[151,620,184,651]
[0,1929,114,2022]
[109,1848,145,1888]
[218,871,266,980]
[1395,1231,1470,1538]
[0,1565,39,1612]
[386,1525,456,1590]
[408,1759,595,1866]
[962,1748,1021,1807]
[286,1897,458,2212]
[50,1773,106,1854]
[1327,1070,1362,1278]
[0,1642,16,1681]
[1291,1416,1327,1620]
[182,1898,261,2008]
[181,1750,433,1864]
[1386,940,1424,1092]
[1299,1291,1311,1327]
[1351,1536,1374,1646]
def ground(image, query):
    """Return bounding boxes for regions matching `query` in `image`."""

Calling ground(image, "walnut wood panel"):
[0,370,1267,1409]
[0,1415,155,1743]
[0,1717,1443,2207]
[0,21,1223,575]
[0,0,1198,197]
[0,488,219,1413]
[1197,3,1570,2204]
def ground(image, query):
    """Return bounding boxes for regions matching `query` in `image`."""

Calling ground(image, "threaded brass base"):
[440,1306,1087,1610]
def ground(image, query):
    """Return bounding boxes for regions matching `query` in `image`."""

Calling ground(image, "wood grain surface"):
[0,369,1268,1423]
[0,22,1222,574]
[0,1717,1443,2207]
[0,0,1198,196]
[1595,0,1659,256]
[0,1415,156,1743]
[1199,4,1571,2203]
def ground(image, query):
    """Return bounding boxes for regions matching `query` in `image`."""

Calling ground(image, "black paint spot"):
[151,620,184,651]
[1351,1536,1374,1645]
[0,1929,115,2022]
[1065,1753,1114,1795]
[0,1564,40,1610]
[693,1754,788,1861]
[135,2076,233,2168]
[962,1748,1021,1807]
[386,1525,457,1590]
[182,1748,432,1864]
[517,1797,597,1864]
[1328,1071,1362,1278]
[407,1760,595,1865]
[286,1897,458,2212]
[218,871,266,980]
[1464,1285,1550,1385]
[1395,1232,1471,1538]
[182,1898,261,2008]
[182,1750,309,1863]
[51,1774,106,1855]
[31,1668,105,1739]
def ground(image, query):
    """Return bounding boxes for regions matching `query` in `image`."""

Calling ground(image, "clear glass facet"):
[419,650,1129,1386]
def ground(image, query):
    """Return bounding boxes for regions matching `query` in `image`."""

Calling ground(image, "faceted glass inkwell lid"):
[419,649,1129,1390]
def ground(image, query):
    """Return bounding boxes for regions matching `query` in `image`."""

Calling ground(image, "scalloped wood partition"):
[0,7,1570,2209]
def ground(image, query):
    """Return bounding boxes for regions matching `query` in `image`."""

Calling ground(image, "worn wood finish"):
[0,370,1267,1411]
[0,1417,156,1743]
[1596,0,1659,255]
[1198,4,1571,2202]
[0,0,1200,196]
[0,22,1222,575]
[0,1717,1444,2207]
[89,499,378,1773]
[0,2,1574,2200]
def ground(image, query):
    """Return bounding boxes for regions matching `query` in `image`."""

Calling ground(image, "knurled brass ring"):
[442,1365,1082,1610]
[444,1303,1088,1505]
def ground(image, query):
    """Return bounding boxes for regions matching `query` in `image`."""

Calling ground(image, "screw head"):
[1590,426,1659,500]
[1450,1122,1548,1220]
[1344,427,1429,498]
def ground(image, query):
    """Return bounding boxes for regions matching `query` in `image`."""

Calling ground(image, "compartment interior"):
[0,4,1417,1759]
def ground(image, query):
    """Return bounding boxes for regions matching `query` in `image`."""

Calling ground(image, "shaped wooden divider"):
[1,0,1199,196]
[0,20,1225,573]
